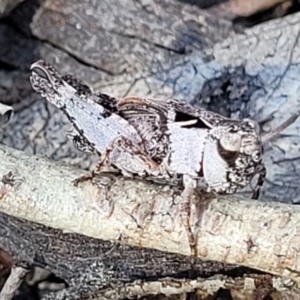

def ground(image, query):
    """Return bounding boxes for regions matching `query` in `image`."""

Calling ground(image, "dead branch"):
[2,210,287,299]
[0,143,300,287]
[0,266,28,300]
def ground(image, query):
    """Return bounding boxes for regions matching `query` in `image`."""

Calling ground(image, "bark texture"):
[1,0,300,203]
[1,144,300,286]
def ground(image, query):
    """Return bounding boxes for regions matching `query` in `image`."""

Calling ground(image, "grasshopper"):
[30,60,300,255]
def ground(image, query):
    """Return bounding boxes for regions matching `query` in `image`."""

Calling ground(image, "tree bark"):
[1,144,300,288]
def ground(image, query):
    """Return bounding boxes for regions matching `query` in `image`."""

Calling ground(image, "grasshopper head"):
[203,118,264,197]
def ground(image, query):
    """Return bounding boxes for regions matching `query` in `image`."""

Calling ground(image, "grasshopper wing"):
[116,97,172,163]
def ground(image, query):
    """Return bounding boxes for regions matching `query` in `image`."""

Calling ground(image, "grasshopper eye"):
[252,150,261,162]
[218,133,241,162]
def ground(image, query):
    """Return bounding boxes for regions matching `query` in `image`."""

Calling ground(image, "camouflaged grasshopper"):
[30,60,300,255]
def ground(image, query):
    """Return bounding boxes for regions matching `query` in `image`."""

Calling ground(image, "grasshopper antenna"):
[261,109,300,143]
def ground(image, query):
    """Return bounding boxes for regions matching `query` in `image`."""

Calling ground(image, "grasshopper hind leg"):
[73,135,161,186]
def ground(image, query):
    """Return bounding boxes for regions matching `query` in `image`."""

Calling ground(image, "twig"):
[0,266,29,300]
[0,144,300,285]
